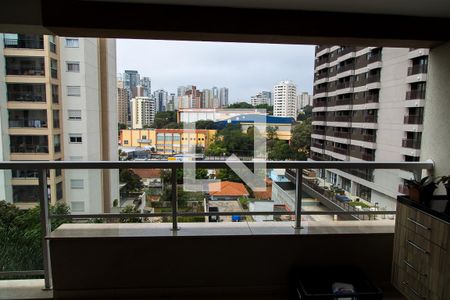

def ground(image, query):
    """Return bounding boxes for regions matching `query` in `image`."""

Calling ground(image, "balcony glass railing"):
[404,115,424,124]
[402,139,421,149]
[406,89,426,100]
[9,119,48,128]
[408,64,428,76]
[3,37,44,49]
[0,160,434,287]
[5,57,45,76]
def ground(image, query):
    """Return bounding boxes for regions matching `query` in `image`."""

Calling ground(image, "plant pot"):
[420,182,437,207]
[408,186,421,202]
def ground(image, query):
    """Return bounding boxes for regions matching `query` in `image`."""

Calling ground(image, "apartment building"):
[219,87,229,107]
[153,89,168,112]
[273,80,297,118]
[0,34,119,212]
[297,91,312,111]
[0,34,63,208]
[117,78,129,125]
[250,91,272,106]
[311,46,429,210]
[130,96,156,129]
[60,37,119,214]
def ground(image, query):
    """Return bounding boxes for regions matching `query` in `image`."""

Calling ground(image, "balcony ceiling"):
[87,0,450,18]
[0,0,450,47]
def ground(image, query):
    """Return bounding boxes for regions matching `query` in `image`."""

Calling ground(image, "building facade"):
[273,80,297,118]
[251,91,272,107]
[219,87,229,107]
[130,96,156,129]
[310,46,429,211]
[297,92,312,111]
[153,89,168,112]
[0,34,119,212]
[120,128,217,154]
[117,79,129,125]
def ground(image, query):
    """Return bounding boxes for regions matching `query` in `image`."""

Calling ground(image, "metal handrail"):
[0,160,433,289]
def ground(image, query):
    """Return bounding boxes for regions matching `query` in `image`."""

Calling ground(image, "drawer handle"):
[407,217,431,231]
[403,259,428,277]
[402,281,426,299]
[407,240,430,255]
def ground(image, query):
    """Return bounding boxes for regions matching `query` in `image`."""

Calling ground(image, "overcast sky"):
[117,39,315,103]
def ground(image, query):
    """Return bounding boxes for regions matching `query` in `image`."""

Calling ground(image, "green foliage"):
[195,120,216,129]
[118,123,127,130]
[119,205,142,223]
[119,169,143,194]
[160,186,204,208]
[113,199,119,207]
[161,168,209,185]
[0,201,70,274]
[297,105,312,121]
[205,124,253,157]
[216,168,242,183]
[227,102,254,109]
[255,104,273,114]
[266,126,278,140]
[152,111,178,128]
[290,119,312,160]
[268,140,292,160]
[239,197,249,210]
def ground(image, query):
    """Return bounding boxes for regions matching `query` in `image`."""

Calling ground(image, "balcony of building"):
[6,83,47,103]
[326,128,351,139]
[3,34,44,49]
[5,56,45,76]
[9,135,49,154]
[350,148,376,161]
[351,131,377,143]
[405,88,426,100]
[336,80,353,90]
[8,110,48,129]
[352,111,377,123]
[367,51,382,64]
[403,114,423,124]
[402,138,421,149]
[312,98,327,107]
[314,55,329,69]
[408,63,428,76]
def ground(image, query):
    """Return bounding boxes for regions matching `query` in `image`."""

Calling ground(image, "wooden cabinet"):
[392,202,450,299]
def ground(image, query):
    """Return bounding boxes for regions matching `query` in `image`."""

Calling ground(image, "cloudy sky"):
[117,39,315,103]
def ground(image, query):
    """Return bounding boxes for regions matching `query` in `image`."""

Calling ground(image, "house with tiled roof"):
[208,181,249,201]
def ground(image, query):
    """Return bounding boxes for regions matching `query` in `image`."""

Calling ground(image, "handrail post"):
[294,168,303,230]
[38,169,52,290]
[171,167,179,231]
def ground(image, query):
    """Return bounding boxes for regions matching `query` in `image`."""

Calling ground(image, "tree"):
[0,201,70,275]
[266,126,278,140]
[216,168,242,183]
[206,124,253,157]
[290,119,312,160]
[119,169,143,194]
[297,105,312,121]
[119,205,141,223]
[195,120,216,129]
[152,111,177,128]
[227,102,253,109]
[161,168,209,185]
[160,186,204,208]
[255,104,273,114]
[268,140,293,160]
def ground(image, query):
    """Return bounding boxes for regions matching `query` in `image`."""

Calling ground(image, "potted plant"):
[405,175,437,206]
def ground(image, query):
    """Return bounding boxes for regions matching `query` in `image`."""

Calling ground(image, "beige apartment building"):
[0,33,119,212]
[310,46,429,211]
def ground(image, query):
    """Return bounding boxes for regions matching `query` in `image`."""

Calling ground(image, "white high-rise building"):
[202,89,213,108]
[131,96,156,129]
[273,81,297,118]
[167,93,176,111]
[140,77,151,97]
[297,92,312,111]
[60,37,119,214]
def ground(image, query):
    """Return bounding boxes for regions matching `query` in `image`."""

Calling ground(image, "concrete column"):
[421,42,450,194]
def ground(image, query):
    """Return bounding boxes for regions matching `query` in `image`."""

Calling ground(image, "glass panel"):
[5,57,45,76]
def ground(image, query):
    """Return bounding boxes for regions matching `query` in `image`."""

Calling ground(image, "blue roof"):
[215,114,295,130]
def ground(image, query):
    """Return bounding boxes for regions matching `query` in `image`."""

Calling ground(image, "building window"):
[53,110,60,128]
[50,59,58,78]
[68,110,82,120]
[56,182,63,200]
[69,134,82,144]
[65,38,79,48]
[66,61,80,72]
[67,86,81,96]
[124,140,129,145]
[70,179,84,189]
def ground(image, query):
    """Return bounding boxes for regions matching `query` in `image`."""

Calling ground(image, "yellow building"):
[120,129,217,155]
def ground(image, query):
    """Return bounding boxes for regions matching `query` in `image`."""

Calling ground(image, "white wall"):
[421,42,450,194]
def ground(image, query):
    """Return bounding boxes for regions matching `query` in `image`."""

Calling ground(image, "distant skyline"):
[117,39,315,103]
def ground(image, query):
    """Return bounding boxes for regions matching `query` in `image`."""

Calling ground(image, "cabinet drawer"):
[401,204,449,249]
[393,264,431,300]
